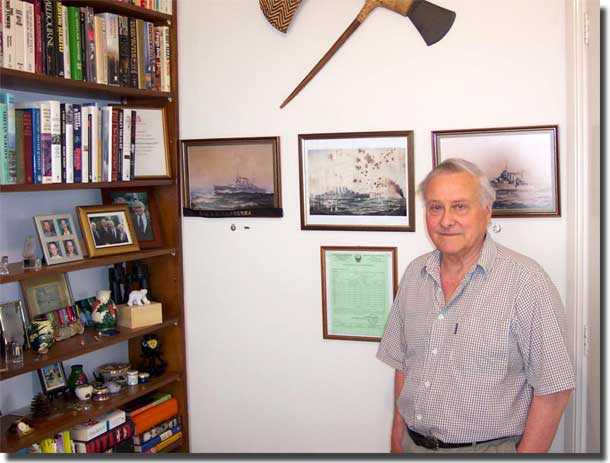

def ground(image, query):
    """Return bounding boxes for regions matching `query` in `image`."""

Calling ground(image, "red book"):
[74,420,134,453]
[22,111,34,183]
[33,0,43,74]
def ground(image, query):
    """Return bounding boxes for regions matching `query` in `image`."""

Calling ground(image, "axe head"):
[407,0,456,46]
[259,0,304,33]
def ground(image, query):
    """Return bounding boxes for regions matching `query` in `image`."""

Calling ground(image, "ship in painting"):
[490,164,532,191]
[313,186,370,201]
[214,175,267,195]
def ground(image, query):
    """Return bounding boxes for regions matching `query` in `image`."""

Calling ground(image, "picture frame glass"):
[39,362,67,393]
[300,132,415,231]
[433,126,560,217]
[34,214,84,265]
[21,273,73,319]
[88,211,135,248]
[0,300,29,347]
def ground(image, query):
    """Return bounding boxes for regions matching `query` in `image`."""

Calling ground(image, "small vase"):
[67,364,89,392]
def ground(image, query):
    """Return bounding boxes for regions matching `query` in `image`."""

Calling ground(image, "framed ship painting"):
[432,126,560,218]
[298,131,415,231]
[182,137,283,218]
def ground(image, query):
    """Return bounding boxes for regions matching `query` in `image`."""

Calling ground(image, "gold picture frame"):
[21,273,73,320]
[76,204,140,258]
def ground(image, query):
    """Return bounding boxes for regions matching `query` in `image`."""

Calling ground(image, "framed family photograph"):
[299,131,415,231]
[21,273,73,320]
[321,246,398,342]
[76,205,140,257]
[34,214,84,265]
[432,125,560,217]
[0,300,30,350]
[182,137,283,218]
[102,188,162,248]
[38,361,68,396]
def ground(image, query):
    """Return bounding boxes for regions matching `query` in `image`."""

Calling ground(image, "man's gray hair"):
[417,158,496,208]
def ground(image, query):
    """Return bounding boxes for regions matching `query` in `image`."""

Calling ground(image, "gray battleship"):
[490,165,532,191]
[214,175,267,195]
[313,186,370,201]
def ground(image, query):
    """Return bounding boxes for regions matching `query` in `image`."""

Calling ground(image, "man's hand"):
[390,370,406,453]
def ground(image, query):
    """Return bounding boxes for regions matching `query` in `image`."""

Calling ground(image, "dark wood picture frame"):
[432,125,561,218]
[37,361,68,396]
[321,246,398,342]
[181,137,283,218]
[102,187,163,249]
[299,131,415,231]
[76,204,140,257]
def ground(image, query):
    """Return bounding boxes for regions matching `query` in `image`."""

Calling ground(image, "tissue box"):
[117,302,162,328]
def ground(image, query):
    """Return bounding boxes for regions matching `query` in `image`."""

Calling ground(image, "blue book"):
[134,424,182,453]
[32,107,41,184]
[0,92,16,184]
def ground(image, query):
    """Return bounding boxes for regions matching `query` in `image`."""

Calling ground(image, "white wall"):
[179,0,569,452]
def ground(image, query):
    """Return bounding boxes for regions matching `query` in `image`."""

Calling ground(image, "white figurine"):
[127,289,150,306]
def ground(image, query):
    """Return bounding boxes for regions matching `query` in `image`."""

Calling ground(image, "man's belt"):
[407,428,504,450]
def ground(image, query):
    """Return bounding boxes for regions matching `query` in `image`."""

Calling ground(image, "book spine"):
[135,18,145,89]
[67,6,81,80]
[144,431,182,453]
[86,109,93,182]
[143,21,152,89]
[39,102,52,183]
[3,0,15,69]
[33,0,41,73]
[133,415,180,445]
[13,0,23,70]
[93,14,105,84]
[42,0,55,75]
[154,26,160,91]
[61,4,69,78]
[49,100,61,183]
[65,103,73,183]
[78,7,86,81]
[116,107,123,179]
[104,13,119,85]
[3,93,16,184]
[129,109,135,179]
[0,0,3,68]
[0,103,6,184]
[14,108,23,183]
[54,0,63,76]
[100,106,110,181]
[121,109,130,180]
[31,107,41,183]
[23,0,33,72]
[118,15,129,87]
[59,102,65,181]
[134,424,182,452]
[21,108,32,183]
[111,107,118,182]
[84,6,95,82]
[73,103,81,182]
[128,17,137,87]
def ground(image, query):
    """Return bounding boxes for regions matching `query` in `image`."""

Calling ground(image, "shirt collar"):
[422,233,497,278]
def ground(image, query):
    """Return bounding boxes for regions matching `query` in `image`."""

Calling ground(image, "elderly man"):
[377,158,574,454]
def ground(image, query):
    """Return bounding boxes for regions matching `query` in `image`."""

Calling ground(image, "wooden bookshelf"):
[0,178,174,193]
[0,372,181,453]
[62,0,172,22]
[0,247,177,284]
[0,318,179,380]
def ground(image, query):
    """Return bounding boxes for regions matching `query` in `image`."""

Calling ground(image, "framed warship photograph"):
[432,126,560,217]
[299,131,415,231]
[182,137,283,218]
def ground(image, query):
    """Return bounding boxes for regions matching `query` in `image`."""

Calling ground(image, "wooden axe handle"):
[357,0,415,22]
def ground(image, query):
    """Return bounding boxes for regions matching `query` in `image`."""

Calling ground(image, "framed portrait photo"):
[102,188,162,248]
[21,273,73,320]
[76,204,140,257]
[34,214,83,265]
[38,361,68,396]
[321,246,398,342]
[299,131,415,231]
[432,125,560,217]
[182,137,283,218]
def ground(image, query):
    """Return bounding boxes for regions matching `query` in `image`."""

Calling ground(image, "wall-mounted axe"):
[276,0,456,108]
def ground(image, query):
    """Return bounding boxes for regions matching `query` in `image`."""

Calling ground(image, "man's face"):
[424,172,491,260]
[91,222,96,231]
[66,241,74,254]
[49,243,58,256]
[43,221,51,232]
[108,221,115,230]
[134,204,144,216]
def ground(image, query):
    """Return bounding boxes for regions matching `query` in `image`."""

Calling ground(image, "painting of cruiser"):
[432,126,560,217]
[182,137,283,217]
[299,131,415,231]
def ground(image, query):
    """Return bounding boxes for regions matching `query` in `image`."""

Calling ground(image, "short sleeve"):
[376,272,408,371]
[514,269,576,396]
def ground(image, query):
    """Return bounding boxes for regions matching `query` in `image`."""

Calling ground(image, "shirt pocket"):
[449,318,510,377]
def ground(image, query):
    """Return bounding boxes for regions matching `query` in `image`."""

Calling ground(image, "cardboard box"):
[117,301,163,328]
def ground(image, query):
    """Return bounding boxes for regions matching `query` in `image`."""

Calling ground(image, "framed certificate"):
[320,246,397,342]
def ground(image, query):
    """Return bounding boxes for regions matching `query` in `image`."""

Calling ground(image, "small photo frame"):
[34,214,83,265]
[21,273,73,320]
[321,246,398,342]
[0,300,30,349]
[299,131,415,231]
[182,137,283,218]
[432,125,560,217]
[76,204,140,257]
[38,361,68,396]
[102,188,162,248]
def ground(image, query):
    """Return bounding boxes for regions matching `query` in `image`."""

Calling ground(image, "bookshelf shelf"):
[0,247,177,284]
[62,0,172,23]
[0,178,175,193]
[0,68,172,101]
[0,318,179,381]
[0,372,181,453]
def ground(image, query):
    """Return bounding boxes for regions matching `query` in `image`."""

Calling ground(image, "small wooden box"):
[117,302,163,328]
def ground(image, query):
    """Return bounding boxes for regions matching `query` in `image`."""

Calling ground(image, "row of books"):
[118,0,173,15]
[0,93,140,185]
[1,0,172,92]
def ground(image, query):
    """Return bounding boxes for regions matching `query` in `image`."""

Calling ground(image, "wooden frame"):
[21,273,74,320]
[0,300,30,350]
[102,187,163,249]
[34,214,84,265]
[321,246,397,342]
[432,125,561,217]
[38,361,68,396]
[76,204,140,257]
[299,131,415,231]
[182,137,283,218]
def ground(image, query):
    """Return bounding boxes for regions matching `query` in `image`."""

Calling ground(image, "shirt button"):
[437,314,444,320]
[416,415,422,421]
[424,381,430,388]
[431,348,438,355]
